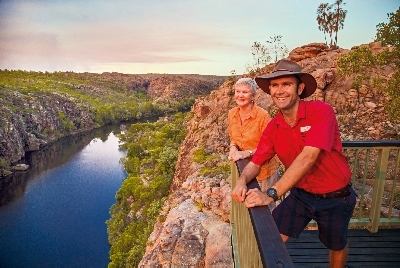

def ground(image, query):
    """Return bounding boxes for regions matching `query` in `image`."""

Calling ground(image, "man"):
[231,59,356,268]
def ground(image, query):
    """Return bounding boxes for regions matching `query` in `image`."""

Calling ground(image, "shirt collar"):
[233,103,259,118]
[276,100,306,127]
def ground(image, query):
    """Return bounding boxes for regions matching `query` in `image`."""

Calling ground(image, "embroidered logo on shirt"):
[300,126,311,132]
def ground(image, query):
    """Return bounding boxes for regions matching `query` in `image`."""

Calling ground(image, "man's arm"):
[273,146,320,196]
[231,161,261,203]
[244,146,321,207]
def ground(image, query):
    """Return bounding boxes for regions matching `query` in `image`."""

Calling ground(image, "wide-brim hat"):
[255,59,317,99]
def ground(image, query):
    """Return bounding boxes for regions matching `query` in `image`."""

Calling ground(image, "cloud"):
[0,0,247,72]
[2,0,396,75]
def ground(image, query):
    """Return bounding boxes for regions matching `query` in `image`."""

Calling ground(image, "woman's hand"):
[228,147,250,162]
[231,180,248,203]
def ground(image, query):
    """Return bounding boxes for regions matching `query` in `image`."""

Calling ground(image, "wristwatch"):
[248,150,253,156]
[267,187,279,201]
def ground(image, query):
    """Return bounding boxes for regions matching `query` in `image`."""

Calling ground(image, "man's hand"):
[244,188,273,208]
[231,179,248,203]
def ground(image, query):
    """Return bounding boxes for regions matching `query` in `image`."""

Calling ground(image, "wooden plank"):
[288,241,400,248]
[287,229,400,266]
[288,247,400,256]
[347,255,400,261]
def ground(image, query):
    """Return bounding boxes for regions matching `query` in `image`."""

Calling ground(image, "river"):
[0,124,128,267]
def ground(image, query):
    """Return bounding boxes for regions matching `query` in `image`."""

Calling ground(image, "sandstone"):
[359,85,369,95]
[12,163,29,171]
[139,199,232,267]
[365,102,377,109]
[2,170,13,176]
[348,89,358,98]
[288,43,330,61]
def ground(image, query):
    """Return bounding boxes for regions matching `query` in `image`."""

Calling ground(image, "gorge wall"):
[0,73,225,175]
[138,42,399,267]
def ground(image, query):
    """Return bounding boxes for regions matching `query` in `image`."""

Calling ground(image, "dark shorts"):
[272,186,356,251]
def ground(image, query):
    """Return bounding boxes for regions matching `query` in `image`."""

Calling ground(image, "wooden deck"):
[286,228,400,267]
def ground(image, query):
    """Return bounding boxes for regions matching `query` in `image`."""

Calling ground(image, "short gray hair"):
[234,78,258,95]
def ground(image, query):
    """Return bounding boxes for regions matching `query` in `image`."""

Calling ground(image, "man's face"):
[269,75,304,112]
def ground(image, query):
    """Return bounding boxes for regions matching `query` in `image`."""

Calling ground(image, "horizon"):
[0,0,399,76]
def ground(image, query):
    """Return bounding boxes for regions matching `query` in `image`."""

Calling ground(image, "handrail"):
[231,158,293,267]
[241,158,293,267]
[231,140,400,266]
[343,140,400,147]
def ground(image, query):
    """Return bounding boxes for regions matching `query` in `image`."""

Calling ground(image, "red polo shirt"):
[251,100,351,194]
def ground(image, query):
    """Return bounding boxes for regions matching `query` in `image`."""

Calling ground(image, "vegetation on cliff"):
[106,112,188,267]
[0,71,191,128]
[337,7,400,123]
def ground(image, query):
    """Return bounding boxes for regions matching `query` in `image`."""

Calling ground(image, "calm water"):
[0,125,127,267]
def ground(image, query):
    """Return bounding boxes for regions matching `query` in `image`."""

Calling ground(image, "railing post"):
[230,162,263,267]
[369,148,390,233]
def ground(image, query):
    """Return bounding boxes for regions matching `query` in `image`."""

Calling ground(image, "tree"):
[316,3,332,46]
[266,34,289,62]
[316,1,347,48]
[375,7,400,122]
[331,0,347,48]
[247,41,271,73]
[376,7,400,66]
[246,36,289,74]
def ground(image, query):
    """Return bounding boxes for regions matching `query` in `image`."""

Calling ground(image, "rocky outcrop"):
[139,199,232,267]
[0,91,96,165]
[147,75,223,104]
[139,42,399,267]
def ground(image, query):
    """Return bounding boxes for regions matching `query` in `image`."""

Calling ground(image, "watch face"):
[267,188,274,195]
[267,188,277,200]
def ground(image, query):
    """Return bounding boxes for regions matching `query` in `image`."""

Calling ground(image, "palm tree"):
[331,0,347,48]
[316,3,331,46]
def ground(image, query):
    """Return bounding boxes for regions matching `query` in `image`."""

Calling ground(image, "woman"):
[228,78,280,195]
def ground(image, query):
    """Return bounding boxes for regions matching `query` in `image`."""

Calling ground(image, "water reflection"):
[0,124,122,207]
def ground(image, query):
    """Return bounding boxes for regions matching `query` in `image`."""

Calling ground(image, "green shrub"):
[200,163,230,177]
[192,148,207,163]
[0,158,10,169]
[337,7,400,123]
[107,114,188,267]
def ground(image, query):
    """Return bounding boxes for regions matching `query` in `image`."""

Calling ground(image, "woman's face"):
[234,83,254,108]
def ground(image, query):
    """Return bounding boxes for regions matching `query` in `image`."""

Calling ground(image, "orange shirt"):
[228,104,279,180]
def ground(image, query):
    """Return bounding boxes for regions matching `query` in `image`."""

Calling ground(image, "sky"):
[0,0,398,76]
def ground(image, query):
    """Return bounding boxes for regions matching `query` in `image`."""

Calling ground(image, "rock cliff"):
[139,42,399,267]
[0,72,225,175]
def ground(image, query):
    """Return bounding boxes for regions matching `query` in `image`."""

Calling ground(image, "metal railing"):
[230,140,400,267]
